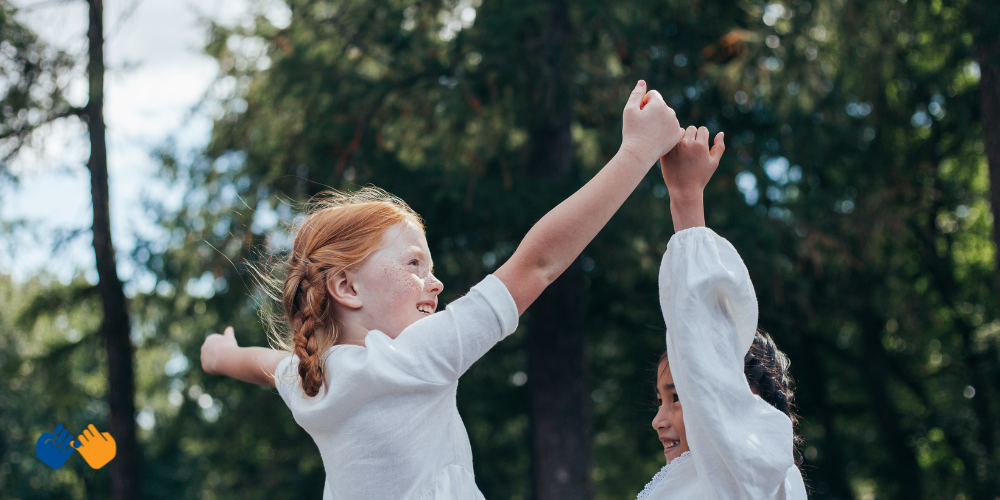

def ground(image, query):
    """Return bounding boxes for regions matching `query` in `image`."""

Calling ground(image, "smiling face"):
[652,359,690,463]
[352,221,443,338]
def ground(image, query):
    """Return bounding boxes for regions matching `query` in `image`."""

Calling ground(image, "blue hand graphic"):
[35,424,79,469]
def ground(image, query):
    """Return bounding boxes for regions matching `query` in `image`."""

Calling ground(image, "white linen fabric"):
[636,451,692,500]
[273,274,519,500]
[644,227,807,499]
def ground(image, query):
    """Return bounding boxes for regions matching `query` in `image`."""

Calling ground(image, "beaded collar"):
[635,451,692,500]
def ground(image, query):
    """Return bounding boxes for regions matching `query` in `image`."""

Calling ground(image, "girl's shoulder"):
[272,344,373,400]
[274,335,449,403]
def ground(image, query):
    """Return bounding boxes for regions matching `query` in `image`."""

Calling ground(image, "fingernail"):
[637,80,645,88]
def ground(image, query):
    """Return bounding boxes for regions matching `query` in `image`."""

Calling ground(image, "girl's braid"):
[286,258,330,397]
[744,328,803,464]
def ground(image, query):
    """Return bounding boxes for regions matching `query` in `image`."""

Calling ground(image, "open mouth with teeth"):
[417,304,435,315]
[662,439,680,453]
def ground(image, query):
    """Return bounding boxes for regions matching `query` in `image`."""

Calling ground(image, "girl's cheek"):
[666,401,680,418]
[384,265,421,306]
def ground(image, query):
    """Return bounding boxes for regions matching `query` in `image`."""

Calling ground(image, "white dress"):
[639,227,808,499]
[273,275,519,500]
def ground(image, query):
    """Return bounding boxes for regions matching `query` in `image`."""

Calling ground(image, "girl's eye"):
[408,260,419,266]
[672,394,680,403]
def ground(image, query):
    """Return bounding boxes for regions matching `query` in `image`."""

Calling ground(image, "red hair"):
[267,188,422,397]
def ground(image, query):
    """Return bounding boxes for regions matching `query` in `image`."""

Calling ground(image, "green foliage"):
[0,274,109,498]
[720,0,999,497]
[0,0,76,175]
[2,0,998,499]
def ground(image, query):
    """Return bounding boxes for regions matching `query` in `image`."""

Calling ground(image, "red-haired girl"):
[635,127,807,499]
[201,81,683,499]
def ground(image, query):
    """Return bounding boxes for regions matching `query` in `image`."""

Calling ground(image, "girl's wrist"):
[668,188,703,208]
[211,344,242,376]
[616,142,657,169]
[669,190,706,232]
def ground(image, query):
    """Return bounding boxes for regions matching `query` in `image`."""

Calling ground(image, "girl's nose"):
[652,406,669,431]
[426,273,444,294]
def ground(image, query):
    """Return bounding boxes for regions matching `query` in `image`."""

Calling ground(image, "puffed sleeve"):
[659,227,794,499]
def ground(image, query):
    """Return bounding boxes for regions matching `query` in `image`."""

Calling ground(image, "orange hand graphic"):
[71,424,116,469]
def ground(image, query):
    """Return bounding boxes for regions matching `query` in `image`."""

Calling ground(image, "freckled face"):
[354,221,443,338]
[652,360,690,463]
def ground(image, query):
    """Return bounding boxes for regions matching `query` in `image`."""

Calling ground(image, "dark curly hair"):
[742,328,803,464]
[657,328,802,465]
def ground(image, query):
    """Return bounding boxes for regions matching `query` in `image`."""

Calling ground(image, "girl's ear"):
[326,269,363,309]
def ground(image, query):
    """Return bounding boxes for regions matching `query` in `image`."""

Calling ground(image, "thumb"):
[709,132,726,164]
[224,326,235,338]
[626,80,646,110]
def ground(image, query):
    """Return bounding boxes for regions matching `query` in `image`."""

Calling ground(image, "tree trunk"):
[524,0,592,499]
[528,260,590,500]
[978,2,1000,334]
[973,1,1000,491]
[797,336,853,498]
[859,305,922,499]
[86,1,139,498]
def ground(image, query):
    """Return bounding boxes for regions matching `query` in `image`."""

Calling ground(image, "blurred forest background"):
[1,0,999,499]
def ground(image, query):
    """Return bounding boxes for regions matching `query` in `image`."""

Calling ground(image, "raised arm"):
[494,80,683,314]
[657,126,796,496]
[659,125,725,232]
[660,229,793,497]
[201,327,288,387]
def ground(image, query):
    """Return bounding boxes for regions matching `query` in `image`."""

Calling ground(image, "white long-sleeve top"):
[273,275,519,500]
[639,227,807,499]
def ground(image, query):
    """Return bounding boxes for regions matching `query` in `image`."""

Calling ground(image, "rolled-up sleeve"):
[380,274,519,384]
[659,227,793,498]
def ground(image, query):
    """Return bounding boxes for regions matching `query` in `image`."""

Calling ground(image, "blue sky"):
[1,0,288,288]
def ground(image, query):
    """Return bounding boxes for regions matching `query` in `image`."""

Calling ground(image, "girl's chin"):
[663,445,684,461]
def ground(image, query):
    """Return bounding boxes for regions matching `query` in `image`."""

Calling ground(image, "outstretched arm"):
[201,327,288,387]
[494,80,684,314]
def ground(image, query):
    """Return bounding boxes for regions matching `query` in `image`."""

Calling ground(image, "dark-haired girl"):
[636,126,807,499]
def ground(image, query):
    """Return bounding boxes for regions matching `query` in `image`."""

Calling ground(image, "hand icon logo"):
[35,424,78,470]
[71,424,116,469]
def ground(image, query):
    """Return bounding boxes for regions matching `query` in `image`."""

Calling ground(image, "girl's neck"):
[334,311,371,347]
[334,300,405,346]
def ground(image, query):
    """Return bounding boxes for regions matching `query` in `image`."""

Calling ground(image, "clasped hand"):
[660,125,725,199]
[619,80,685,167]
